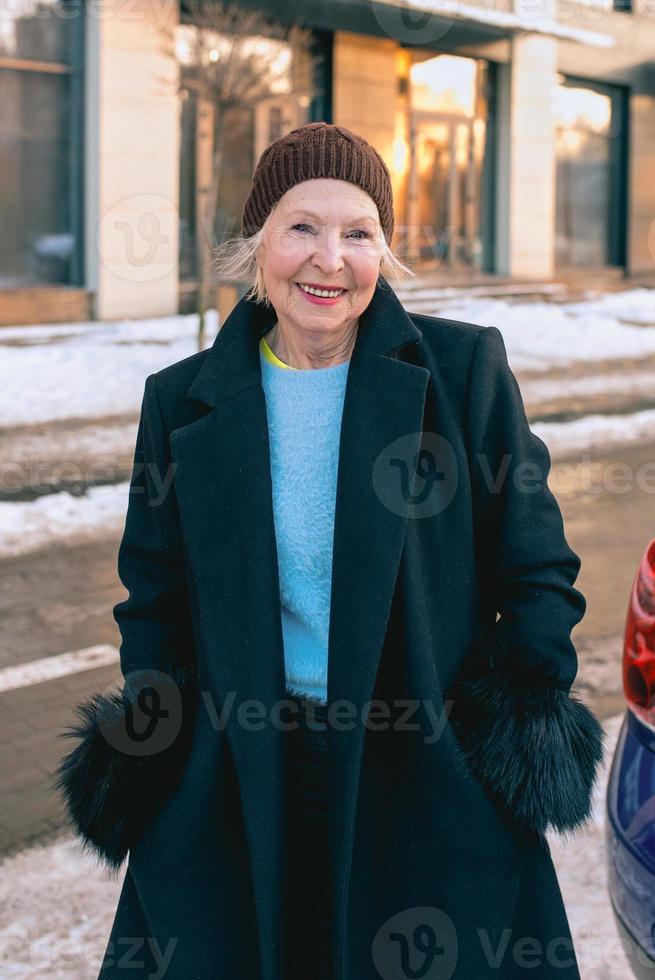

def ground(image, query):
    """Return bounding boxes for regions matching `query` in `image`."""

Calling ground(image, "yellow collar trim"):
[260,335,298,371]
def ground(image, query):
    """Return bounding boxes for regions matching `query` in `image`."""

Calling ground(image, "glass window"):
[406,53,493,272]
[409,53,478,118]
[0,0,79,63]
[553,78,625,269]
[0,0,84,287]
[176,20,317,285]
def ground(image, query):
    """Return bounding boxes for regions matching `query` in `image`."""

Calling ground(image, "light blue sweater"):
[259,335,350,704]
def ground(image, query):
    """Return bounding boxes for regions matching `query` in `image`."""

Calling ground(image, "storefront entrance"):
[405,53,493,271]
[553,76,627,270]
[408,113,480,268]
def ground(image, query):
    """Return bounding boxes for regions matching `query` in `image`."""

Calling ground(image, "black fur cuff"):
[448,670,606,837]
[53,665,196,872]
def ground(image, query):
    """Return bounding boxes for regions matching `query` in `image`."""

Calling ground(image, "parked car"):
[605,537,655,978]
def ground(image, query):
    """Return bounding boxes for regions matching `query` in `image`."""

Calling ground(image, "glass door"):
[553,76,627,269]
[408,114,479,267]
[405,52,490,271]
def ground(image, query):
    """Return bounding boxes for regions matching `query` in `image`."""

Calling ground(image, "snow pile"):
[0,310,219,427]
[433,290,655,371]
[560,288,655,326]
[0,484,128,558]
[0,835,121,979]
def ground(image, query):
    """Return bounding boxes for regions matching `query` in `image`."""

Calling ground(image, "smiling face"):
[255,179,383,345]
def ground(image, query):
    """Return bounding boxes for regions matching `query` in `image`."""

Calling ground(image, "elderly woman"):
[56,123,604,980]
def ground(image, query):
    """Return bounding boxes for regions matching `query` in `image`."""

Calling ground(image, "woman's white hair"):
[213,203,414,306]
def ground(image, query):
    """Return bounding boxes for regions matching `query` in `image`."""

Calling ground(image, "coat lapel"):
[169,279,430,977]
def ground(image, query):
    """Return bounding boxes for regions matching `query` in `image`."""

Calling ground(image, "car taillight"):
[623,537,655,732]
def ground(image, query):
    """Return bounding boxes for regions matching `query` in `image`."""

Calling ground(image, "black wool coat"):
[55,278,605,980]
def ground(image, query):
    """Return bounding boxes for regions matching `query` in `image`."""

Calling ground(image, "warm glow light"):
[392,136,409,176]
[174,28,193,66]
[416,124,449,174]
[552,84,612,134]
[455,124,469,168]
[472,118,486,163]
[173,24,293,94]
[556,129,584,158]
[410,54,477,117]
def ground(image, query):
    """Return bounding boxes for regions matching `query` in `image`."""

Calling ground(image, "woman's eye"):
[291,223,312,233]
[348,230,370,240]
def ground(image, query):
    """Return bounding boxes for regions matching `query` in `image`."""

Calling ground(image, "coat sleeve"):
[448,326,606,838]
[112,373,195,679]
[53,374,197,873]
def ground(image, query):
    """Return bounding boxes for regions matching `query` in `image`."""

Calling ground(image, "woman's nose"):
[310,234,346,274]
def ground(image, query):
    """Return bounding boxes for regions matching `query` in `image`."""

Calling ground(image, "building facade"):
[0,0,653,325]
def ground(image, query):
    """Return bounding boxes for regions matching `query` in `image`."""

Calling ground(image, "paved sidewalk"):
[0,539,123,669]
[1,539,124,855]
[0,661,120,854]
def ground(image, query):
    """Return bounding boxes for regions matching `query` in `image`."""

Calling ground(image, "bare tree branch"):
[162,0,322,349]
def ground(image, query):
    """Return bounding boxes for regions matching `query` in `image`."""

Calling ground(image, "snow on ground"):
[0,290,654,427]
[0,835,121,979]
[523,369,655,406]
[429,288,655,371]
[1,406,655,558]
[0,713,633,979]
[559,288,655,326]
[0,311,219,427]
[533,408,655,459]
[0,484,128,557]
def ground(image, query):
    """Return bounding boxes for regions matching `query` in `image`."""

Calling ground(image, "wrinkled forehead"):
[274,179,381,227]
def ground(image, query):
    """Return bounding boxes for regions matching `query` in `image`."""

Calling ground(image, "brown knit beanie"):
[241,122,395,244]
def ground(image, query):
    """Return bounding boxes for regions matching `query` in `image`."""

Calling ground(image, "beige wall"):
[332,32,399,203]
[94,0,180,320]
[627,92,655,274]
[333,31,397,159]
[506,35,559,277]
